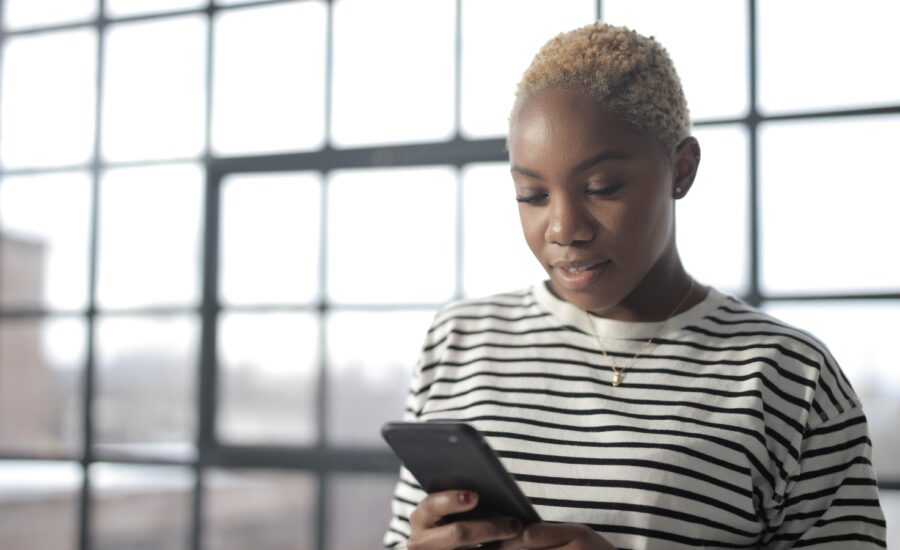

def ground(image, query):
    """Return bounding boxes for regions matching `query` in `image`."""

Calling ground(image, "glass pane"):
[0,461,81,550]
[220,173,321,305]
[217,312,318,445]
[90,463,193,550]
[0,30,97,169]
[107,0,206,18]
[331,0,455,147]
[327,167,456,304]
[97,164,203,309]
[0,172,92,310]
[326,474,397,550]
[94,315,198,461]
[676,124,749,295]
[604,0,749,121]
[460,0,595,138]
[759,116,900,294]
[462,163,546,297]
[763,301,900,481]
[211,1,327,155]
[326,310,434,447]
[204,469,316,550]
[101,16,207,162]
[758,0,900,114]
[882,491,900,549]
[2,0,96,30]
[0,318,84,457]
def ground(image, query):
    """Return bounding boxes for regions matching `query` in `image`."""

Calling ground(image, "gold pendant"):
[612,371,622,387]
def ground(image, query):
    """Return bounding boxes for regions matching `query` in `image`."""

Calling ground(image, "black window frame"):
[0,1,898,549]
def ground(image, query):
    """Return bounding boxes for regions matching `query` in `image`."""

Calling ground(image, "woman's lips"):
[552,260,611,291]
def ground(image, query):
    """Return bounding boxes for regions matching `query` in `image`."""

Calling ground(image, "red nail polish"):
[458,491,472,504]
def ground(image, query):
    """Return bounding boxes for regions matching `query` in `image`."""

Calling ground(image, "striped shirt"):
[383,282,887,549]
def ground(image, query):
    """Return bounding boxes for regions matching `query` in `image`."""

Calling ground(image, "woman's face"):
[508,86,695,317]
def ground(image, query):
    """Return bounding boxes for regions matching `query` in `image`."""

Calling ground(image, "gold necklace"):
[584,278,695,387]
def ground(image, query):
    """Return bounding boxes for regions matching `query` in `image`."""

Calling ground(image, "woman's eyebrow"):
[510,150,630,181]
[570,150,630,176]
[510,165,542,179]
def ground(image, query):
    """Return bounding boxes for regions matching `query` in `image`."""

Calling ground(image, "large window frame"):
[0,1,898,549]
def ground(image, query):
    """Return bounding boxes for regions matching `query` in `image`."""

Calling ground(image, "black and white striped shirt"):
[383,282,886,549]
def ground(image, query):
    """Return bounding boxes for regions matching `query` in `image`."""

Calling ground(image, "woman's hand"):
[407,490,523,549]
[498,523,616,550]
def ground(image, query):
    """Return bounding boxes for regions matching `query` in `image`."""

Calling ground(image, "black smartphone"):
[381,421,541,524]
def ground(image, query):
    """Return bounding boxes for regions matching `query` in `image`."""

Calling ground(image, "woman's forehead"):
[511,90,650,157]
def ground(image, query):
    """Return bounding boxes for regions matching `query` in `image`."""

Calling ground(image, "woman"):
[384,22,886,549]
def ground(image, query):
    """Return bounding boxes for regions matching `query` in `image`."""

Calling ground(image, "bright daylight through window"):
[0,0,898,549]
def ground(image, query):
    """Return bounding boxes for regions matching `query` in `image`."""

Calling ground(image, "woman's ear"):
[672,137,701,199]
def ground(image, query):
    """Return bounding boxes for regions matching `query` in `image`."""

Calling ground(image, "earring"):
[675,186,682,194]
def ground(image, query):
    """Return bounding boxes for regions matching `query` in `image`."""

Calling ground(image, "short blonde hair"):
[510,22,691,154]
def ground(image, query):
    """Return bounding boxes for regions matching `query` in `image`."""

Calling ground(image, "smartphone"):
[381,421,541,524]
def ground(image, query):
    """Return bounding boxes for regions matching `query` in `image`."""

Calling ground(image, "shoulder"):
[696,289,859,427]
[415,285,557,367]
[427,286,548,335]
[699,290,826,350]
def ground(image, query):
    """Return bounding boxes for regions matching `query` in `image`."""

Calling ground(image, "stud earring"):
[675,186,682,194]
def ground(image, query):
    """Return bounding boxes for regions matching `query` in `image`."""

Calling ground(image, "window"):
[1,1,898,549]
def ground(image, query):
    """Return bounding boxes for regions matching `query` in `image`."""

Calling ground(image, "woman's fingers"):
[407,490,525,549]
[499,523,617,550]
[409,490,479,530]
[409,517,522,550]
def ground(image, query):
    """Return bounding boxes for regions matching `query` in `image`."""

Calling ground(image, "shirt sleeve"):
[381,384,427,549]
[762,406,886,548]
[382,312,444,549]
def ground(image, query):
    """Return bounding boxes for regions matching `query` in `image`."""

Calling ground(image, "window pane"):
[326,310,434,447]
[763,301,900,481]
[0,172,92,310]
[204,469,316,550]
[220,172,321,306]
[94,315,198,461]
[676,125,749,295]
[326,474,396,550]
[0,461,81,550]
[2,0,96,30]
[217,312,318,445]
[758,0,900,114]
[882,491,900,549]
[97,164,203,309]
[0,318,84,457]
[102,16,207,162]
[331,0,455,147]
[327,167,456,304]
[759,116,900,294]
[0,30,96,169]
[460,0,595,138]
[107,0,206,18]
[462,163,545,297]
[90,463,193,550]
[604,0,749,120]
[212,1,327,155]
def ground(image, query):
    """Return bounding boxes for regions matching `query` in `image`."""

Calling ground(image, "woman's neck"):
[586,249,706,323]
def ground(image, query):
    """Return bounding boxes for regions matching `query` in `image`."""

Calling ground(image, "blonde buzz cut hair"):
[509,22,691,155]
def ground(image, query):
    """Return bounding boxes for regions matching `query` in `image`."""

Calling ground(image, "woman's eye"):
[586,182,625,197]
[516,193,548,205]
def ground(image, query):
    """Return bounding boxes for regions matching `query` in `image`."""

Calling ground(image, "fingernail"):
[507,519,521,533]
[458,491,473,504]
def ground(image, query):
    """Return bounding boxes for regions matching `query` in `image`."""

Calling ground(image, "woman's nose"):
[545,194,594,245]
